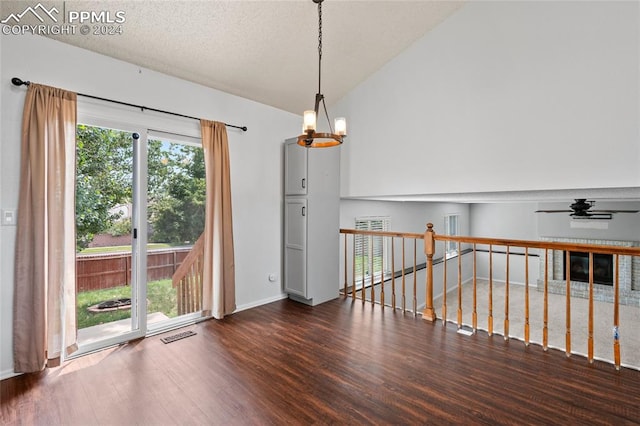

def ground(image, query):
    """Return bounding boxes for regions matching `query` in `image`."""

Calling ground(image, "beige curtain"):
[200,120,236,319]
[13,84,78,373]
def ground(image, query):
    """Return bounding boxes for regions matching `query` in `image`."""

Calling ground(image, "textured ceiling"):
[0,0,465,114]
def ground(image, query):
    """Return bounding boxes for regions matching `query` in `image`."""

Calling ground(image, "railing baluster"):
[488,244,493,336]
[565,250,572,357]
[588,252,594,364]
[343,233,348,296]
[543,249,549,351]
[613,254,621,370]
[413,239,417,316]
[457,241,462,329]
[402,237,406,313]
[504,245,510,341]
[524,247,530,346]
[352,235,356,300]
[361,237,366,304]
[380,236,385,308]
[391,238,396,310]
[442,244,447,326]
[370,235,375,306]
[473,243,477,333]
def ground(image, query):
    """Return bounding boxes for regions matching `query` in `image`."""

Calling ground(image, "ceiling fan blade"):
[591,210,640,214]
[535,210,573,213]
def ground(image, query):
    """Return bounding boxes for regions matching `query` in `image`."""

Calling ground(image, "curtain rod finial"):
[11,77,30,87]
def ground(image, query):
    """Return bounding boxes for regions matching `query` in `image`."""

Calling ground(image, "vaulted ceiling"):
[0,1,465,114]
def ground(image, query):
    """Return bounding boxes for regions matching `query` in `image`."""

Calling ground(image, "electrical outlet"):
[1,209,16,226]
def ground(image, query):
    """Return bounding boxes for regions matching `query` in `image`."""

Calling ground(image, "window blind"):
[354,217,390,281]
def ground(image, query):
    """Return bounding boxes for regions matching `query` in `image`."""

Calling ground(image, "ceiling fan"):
[535,199,639,220]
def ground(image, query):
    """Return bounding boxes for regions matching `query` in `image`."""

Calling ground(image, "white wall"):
[335,1,639,198]
[470,203,538,240]
[0,34,300,378]
[340,199,469,234]
[340,199,470,261]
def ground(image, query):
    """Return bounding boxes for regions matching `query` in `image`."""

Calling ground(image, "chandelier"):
[298,0,346,148]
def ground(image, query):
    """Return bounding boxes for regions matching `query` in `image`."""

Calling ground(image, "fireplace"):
[538,237,640,306]
[563,251,613,286]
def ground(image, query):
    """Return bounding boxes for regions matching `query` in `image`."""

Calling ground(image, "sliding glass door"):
[74,123,204,353]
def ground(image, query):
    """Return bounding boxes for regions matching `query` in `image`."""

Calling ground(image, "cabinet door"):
[284,140,308,195]
[284,198,307,297]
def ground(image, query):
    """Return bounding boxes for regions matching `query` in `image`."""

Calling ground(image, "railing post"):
[422,223,437,322]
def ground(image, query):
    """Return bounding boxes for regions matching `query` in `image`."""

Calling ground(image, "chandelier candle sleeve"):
[334,117,346,136]
[303,110,317,132]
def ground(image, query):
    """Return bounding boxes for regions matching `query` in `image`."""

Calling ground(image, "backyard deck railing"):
[340,223,640,370]
[172,233,205,315]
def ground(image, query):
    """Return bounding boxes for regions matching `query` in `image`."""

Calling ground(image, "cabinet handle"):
[302,206,306,217]
[301,178,306,189]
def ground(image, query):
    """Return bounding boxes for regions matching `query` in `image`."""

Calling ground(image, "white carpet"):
[434,280,640,370]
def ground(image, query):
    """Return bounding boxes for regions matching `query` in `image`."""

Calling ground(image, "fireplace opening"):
[563,251,613,286]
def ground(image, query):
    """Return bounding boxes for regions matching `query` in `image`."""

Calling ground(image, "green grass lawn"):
[77,279,178,329]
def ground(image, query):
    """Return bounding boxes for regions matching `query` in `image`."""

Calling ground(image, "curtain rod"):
[10,77,247,132]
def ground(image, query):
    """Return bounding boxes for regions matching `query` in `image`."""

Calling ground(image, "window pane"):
[355,217,390,281]
[147,138,205,325]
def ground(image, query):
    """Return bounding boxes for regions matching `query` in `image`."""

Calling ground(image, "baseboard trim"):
[1,368,21,381]
[235,293,288,313]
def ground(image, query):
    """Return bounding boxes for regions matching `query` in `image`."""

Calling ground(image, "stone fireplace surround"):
[537,237,640,306]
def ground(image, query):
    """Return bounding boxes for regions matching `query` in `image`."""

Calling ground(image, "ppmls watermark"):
[1,2,126,36]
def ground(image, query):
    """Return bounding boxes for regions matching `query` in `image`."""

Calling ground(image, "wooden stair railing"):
[172,233,205,315]
[341,223,640,370]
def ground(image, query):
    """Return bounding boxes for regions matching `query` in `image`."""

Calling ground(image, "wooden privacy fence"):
[340,223,640,370]
[76,247,192,292]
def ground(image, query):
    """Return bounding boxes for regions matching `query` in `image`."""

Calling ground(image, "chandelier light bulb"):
[334,117,347,136]
[303,110,317,132]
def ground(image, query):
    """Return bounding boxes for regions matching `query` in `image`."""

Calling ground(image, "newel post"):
[422,223,437,321]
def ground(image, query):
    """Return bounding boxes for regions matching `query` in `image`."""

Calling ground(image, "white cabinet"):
[284,142,308,196]
[283,138,340,306]
[284,198,307,297]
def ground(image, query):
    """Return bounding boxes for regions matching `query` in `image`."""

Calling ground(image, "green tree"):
[147,142,205,245]
[75,125,132,250]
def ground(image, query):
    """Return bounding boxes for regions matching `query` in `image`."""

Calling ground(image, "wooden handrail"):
[340,228,424,239]
[172,233,205,287]
[432,234,640,256]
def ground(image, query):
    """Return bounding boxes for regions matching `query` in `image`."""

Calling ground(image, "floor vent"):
[160,330,197,344]
[457,327,474,336]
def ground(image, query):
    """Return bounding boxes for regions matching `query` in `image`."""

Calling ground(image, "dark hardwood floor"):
[2,298,640,425]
